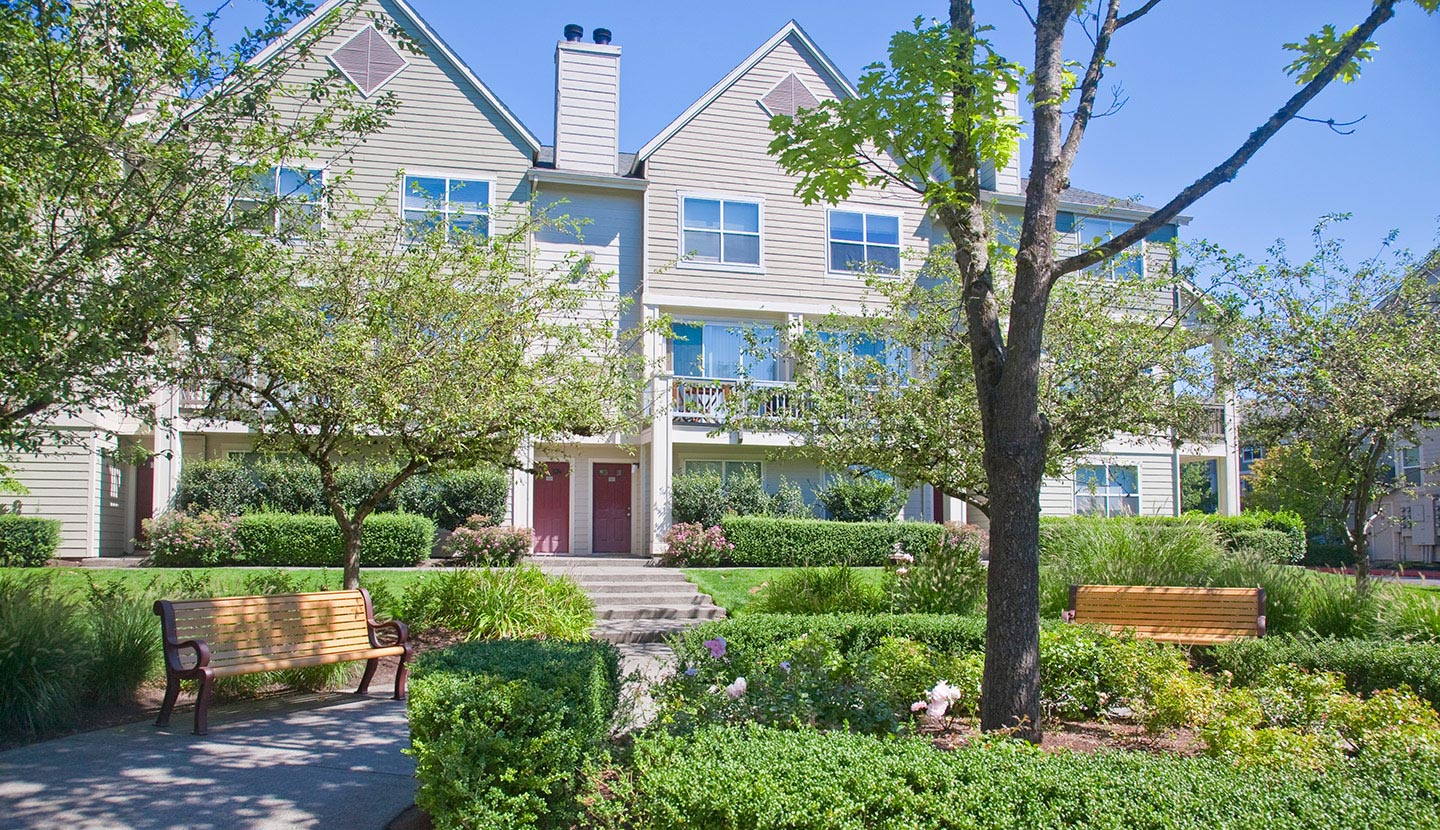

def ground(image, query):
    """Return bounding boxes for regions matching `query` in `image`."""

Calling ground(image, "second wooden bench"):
[1061,584,1265,645]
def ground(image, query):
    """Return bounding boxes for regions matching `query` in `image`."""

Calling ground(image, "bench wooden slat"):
[154,588,412,735]
[1065,583,1264,646]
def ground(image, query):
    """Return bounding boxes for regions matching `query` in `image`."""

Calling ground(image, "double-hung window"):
[403,175,490,241]
[828,210,900,274]
[1396,446,1423,486]
[1074,463,1139,517]
[236,166,324,238]
[671,322,778,381]
[685,460,762,481]
[681,196,761,267]
[1060,214,1143,280]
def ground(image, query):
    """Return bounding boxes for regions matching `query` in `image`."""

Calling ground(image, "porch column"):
[647,304,674,551]
[1218,391,1242,516]
[151,391,183,514]
[510,441,535,530]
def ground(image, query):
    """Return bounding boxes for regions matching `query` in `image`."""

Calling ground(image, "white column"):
[646,304,674,551]
[1219,391,1242,516]
[510,441,536,530]
[152,392,183,515]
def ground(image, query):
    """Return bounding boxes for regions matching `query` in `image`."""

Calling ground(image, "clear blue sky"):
[199,0,1438,263]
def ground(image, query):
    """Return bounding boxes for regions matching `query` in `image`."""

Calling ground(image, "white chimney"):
[979,90,1022,194]
[554,25,621,175]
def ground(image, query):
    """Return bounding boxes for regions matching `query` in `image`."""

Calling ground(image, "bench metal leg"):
[194,669,215,736]
[156,674,180,727]
[393,648,412,701]
[357,658,380,695]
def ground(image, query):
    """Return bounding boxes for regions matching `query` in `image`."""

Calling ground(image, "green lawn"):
[682,567,887,614]
[2,566,432,600]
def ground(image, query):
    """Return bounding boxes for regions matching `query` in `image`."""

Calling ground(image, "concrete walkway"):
[0,693,414,830]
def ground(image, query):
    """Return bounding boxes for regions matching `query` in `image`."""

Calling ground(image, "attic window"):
[758,73,820,118]
[329,24,408,97]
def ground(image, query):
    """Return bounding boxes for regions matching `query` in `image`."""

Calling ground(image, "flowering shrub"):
[441,515,533,566]
[659,522,732,567]
[142,510,243,566]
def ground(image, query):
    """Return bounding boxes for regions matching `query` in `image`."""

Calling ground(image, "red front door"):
[592,463,632,554]
[534,462,570,554]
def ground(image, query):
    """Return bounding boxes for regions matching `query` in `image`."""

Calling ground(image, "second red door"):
[592,463,632,554]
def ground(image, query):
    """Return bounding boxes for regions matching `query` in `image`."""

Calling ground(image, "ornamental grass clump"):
[659,522,733,567]
[396,566,593,641]
[441,515,533,566]
[887,523,988,615]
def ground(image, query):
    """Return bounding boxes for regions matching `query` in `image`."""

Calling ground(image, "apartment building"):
[4,0,1241,557]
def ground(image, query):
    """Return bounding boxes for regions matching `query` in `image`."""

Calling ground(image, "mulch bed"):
[927,718,1203,755]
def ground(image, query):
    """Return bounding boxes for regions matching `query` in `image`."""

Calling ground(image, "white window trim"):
[669,317,783,381]
[1068,216,1147,282]
[676,190,765,274]
[1396,445,1423,485]
[233,164,328,240]
[327,23,410,99]
[683,459,765,481]
[825,206,905,277]
[1072,461,1144,518]
[398,170,497,242]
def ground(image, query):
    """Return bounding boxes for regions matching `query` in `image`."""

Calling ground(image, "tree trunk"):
[341,518,363,590]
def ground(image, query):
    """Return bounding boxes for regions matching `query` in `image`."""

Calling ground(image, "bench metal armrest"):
[166,638,211,674]
[370,619,409,648]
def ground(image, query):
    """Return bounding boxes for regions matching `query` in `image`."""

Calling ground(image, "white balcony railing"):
[671,378,805,424]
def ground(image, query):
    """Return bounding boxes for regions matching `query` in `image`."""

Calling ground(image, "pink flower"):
[910,700,927,712]
[724,677,747,699]
[703,637,727,660]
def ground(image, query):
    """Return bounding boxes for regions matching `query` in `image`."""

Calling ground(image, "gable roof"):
[248,0,541,154]
[631,19,856,171]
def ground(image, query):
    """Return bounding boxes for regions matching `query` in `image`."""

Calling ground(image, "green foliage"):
[1304,542,1352,568]
[395,567,594,641]
[1038,625,1191,722]
[142,511,243,567]
[175,461,260,516]
[83,580,164,706]
[1207,637,1440,711]
[440,517,533,567]
[396,467,508,531]
[670,472,725,526]
[408,639,620,830]
[865,636,984,718]
[659,523,733,568]
[231,513,433,568]
[754,566,886,615]
[628,724,1440,830]
[1180,461,1218,514]
[723,469,771,518]
[0,515,61,566]
[1283,25,1378,84]
[719,515,943,567]
[769,477,811,519]
[0,0,393,455]
[671,470,809,525]
[1230,528,1302,565]
[1038,517,1228,614]
[249,459,324,514]
[671,614,992,667]
[886,522,988,615]
[1245,445,1347,546]
[815,476,904,522]
[0,575,89,738]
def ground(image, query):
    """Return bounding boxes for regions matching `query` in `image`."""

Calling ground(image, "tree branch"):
[1057,0,1122,177]
[1117,0,1164,28]
[1053,0,1399,282]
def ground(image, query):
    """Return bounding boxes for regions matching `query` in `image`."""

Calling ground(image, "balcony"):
[671,378,804,425]
[1191,403,1227,441]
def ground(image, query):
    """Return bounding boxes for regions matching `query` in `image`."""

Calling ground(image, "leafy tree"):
[1180,461,1218,514]
[0,0,393,460]
[186,203,652,588]
[1244,443,1345,544]
[765,0,1428,739]
[1228,228,1440,584]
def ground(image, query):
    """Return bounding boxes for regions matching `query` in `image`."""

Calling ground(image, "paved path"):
[0,693,414,830]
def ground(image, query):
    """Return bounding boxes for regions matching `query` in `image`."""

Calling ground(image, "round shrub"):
[723,469,770,517]
[659,522,733,567]
[441,516,533,566]
[1231,527,1302,564]
[175,461,258,515]
[671,472,725,526]
[397,467,508,530]
[0,515,61,566]
[816,476,904,522]
[142,511,243,566]
[252,460,324,513]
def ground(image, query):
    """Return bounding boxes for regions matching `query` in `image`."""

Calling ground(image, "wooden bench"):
[153,588,412,735]
[1062,584,1265,645]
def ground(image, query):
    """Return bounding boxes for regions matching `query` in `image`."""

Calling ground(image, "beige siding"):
[533,184,644,331]
[6,436,96,558]
[554,43,621,174]
[269,0,535,227]
[644,35,930,309]
[1372,427,1440,563]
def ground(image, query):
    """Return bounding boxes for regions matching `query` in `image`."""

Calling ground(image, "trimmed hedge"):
[233,513,434,567]
[0,516,61,566]
[672,613,993,665]
[408,640,620,830]
[1205,636,1440,710]
[718,516,944,567]
[629,724,1440,830]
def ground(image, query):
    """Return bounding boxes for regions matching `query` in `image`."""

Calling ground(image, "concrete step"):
[592,618,713,644]
[535,567,689,580]
[594,605,726,621]
[579,581,702,595]
[588,591,716,606]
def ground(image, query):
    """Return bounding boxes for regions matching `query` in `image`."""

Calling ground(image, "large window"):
[816,331,906,378]
[1074,463,1139,517]
[1396,446,1423,486]
[403,175,490,241]
[1061,214,1143,280]
[686,460,762,481]
[235,166,324,237]
[682,196,761,266]
[828,210,900,273]
[672,322,778,381]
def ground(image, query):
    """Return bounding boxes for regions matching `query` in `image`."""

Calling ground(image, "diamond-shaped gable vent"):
[759,73,820,117]
[329,25,407,97]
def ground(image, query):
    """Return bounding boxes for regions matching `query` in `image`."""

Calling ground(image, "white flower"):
[895,567,909,576]
[926,699,950,719]
[929,680,964,703]
[724,676,748,699]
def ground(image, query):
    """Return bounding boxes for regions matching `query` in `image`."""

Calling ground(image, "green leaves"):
[1282,24,1378,84]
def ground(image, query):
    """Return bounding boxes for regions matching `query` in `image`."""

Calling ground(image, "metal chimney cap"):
[592,27,612,45]
[563,24,583,42]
